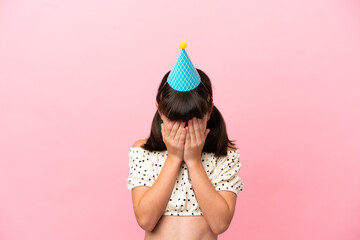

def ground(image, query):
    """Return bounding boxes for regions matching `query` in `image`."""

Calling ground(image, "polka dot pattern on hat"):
[126,147,244,216]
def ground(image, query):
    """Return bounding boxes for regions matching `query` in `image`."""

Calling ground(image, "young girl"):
[127,42,244,240]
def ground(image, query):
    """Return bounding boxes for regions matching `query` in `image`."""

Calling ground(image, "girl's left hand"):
[184,116,211,164]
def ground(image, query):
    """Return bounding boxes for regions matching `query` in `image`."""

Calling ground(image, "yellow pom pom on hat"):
[179,42,187,49]
[167,42,201,92]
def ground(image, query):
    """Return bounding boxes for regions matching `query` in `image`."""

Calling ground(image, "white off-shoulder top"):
[126,147,244,216]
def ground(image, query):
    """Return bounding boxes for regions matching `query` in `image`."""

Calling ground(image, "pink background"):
[1,0,360,239]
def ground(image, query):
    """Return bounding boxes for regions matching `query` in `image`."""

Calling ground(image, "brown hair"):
[141,68,237,158]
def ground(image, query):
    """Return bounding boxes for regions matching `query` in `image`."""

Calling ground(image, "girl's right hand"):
[160,121,186,163]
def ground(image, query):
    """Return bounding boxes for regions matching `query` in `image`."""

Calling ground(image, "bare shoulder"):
[132,138,147,148]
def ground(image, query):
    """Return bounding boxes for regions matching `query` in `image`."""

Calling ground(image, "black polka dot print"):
[126,147,244,216]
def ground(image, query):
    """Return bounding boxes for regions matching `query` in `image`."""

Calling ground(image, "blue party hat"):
[167,42,201,92]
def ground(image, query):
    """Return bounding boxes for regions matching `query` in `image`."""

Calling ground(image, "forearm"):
[186,159,231,235]
[137,156,182,231]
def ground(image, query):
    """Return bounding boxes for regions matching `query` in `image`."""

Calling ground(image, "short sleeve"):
[126,148,156,191]
[211,150,244,196]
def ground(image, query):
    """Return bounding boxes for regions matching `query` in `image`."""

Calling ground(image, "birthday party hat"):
[167,42,201,92]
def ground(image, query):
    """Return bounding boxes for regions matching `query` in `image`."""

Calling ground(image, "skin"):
[130,102,238,239]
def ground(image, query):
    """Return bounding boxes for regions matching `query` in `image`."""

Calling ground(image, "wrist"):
[166,154,183,165]
[184,152,201,162]
[185,156,202,167]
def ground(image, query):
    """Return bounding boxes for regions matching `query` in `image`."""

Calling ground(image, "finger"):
[185,126,190,146]
[198,115,204,134]
[169,121,180,139]
[165,121,175,137]
[201,115,207,133]
[193,117,202,142]
[179,126,187,145]
[189,118,196,143]
[174,122,185,144]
